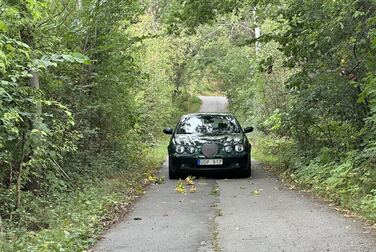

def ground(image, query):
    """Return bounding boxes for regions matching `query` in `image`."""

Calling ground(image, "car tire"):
[240,164,251,178]
[242,168,251,178]
[169,169,177,179]
[169,168,183,179]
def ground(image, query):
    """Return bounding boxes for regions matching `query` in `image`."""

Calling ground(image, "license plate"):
[197,159,223,165]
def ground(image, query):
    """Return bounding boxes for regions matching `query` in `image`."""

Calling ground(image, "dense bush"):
[0,1,200,250]
[2,0,376,250]
[226,0,376,222]
[160,0,376,222]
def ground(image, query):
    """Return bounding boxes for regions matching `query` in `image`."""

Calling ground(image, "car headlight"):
[224,145,233,153]
[175,145,185,154]
[235,144,244,152]
[187,146,196,154]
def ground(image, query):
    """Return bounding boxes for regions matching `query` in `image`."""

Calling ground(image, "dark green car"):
[163,113,254,179]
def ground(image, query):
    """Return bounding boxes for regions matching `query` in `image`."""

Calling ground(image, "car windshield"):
[176,115,240,135]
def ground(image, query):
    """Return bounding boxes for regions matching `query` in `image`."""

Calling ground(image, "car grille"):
[202,143,218,158]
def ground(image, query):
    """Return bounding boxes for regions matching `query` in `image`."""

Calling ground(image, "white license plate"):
[197,159,223,165]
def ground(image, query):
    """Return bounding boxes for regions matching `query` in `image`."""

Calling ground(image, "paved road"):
[94,96,376,252]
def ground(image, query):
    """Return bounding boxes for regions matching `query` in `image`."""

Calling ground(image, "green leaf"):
[353,11,365,18]
[0,21,8,32]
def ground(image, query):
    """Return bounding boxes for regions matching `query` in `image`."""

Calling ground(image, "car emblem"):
[202,143,218,158]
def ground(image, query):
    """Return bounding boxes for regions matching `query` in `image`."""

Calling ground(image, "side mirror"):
[163,127,173,135]
[243,126,254,133]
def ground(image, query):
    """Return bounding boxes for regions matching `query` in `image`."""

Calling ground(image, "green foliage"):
[163,0,239,34]
[227,0,376,222]
[163,0,376,222]
[2,0,376,249]
[0,0,202,250]
[0,158,164,252]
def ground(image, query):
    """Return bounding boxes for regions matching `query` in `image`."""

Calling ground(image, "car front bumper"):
[168,153,250,173]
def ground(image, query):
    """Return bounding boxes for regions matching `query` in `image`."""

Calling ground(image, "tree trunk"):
[253,7,261,55]
[16,159,24,209]
[28,70,40,88]
[77,0,83,10]
[7,162,13,188]
[0,215,3,233]
[15,137,26,210]
[28,70,42,129]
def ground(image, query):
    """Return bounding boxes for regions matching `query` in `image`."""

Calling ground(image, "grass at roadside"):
[0,96,201,252]
[252,135,376,225]
[0,142,168,252]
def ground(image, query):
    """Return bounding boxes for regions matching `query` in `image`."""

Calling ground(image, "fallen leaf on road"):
[210,186,220,196]
[189,185,197,193]
[134,217,142,220]
[155,176,165,184]
[251,190,261,196]
[175,179,186,194]
[185,176,195,185]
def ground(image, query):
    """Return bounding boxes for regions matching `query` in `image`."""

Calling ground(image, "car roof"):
[181,112,234,118]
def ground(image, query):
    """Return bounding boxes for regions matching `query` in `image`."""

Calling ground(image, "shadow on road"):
[171,160,268,180]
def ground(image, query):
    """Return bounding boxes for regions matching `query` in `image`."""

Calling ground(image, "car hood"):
[173,133,244,146]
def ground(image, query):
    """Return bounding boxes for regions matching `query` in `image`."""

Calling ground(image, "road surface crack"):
[210,181,223,252]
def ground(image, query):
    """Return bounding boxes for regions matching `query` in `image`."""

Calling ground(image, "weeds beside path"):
[0,96,201,252]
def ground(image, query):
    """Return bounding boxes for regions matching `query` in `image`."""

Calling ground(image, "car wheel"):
[240,164,251,178]
[242,168,251,178]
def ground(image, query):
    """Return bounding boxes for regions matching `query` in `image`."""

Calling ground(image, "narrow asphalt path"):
[94,96,376,252]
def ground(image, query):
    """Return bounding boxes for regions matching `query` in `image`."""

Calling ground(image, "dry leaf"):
[175,179,186,194]
[185,176,195,185]
[251,190,261,196]
[189,185,197,193]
